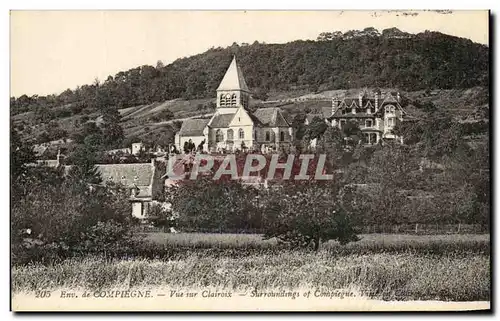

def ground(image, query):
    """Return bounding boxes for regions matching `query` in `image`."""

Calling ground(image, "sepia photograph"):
[9,9,491,312]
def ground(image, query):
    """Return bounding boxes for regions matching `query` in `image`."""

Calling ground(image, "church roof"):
[209,113,235,128]
[178,118,210,136]
[253,108,290,127]
[216,56,250,92]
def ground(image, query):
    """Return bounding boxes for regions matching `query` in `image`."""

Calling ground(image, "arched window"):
[238,128,245,139]
[280,131,285,142]
[265,131,270,141]
[219,94,226,107]
[215,129,224,142]
[227,129,234,140]
[231,94,237,106]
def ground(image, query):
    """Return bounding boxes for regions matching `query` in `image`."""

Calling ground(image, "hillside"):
[11,28,488,115]
[10,27,489,155]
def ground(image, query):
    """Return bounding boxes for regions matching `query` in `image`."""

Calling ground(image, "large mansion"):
[175,57,293,153]
[308,90,408,145]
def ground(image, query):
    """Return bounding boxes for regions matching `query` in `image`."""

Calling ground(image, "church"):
[175,57,293,153]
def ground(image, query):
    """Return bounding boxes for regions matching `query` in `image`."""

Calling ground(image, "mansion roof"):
[331,112,378,119]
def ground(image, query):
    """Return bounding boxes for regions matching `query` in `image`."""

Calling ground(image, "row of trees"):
[10,28,488,117]
[11,127,136,264]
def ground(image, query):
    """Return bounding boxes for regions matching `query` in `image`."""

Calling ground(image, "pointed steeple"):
[217,56,250,92]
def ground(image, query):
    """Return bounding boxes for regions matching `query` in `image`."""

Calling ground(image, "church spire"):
[216,56,250,93]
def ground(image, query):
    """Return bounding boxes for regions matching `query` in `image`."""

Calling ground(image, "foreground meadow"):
[12,233,490,302]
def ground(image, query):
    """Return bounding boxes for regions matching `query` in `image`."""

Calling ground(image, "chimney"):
[397,92,401,102]
[331,97,339,115]
[56,149,64,167]
[374,92,379,111]
[358,93,363,107]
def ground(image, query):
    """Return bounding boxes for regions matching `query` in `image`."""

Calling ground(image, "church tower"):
[216,56,251,109]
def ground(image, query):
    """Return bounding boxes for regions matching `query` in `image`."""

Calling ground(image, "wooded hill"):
[11,28,488,116]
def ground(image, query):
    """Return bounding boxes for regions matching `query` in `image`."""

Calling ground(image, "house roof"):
[216,56,250,92]
[178,118,210,136]
[209,113,235,128]
[96,163,154,187]
[253,108,290,127]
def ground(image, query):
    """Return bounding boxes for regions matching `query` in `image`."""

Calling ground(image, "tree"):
[292,113,307,140]
[198,139,206,152]
[167,175,260,232]
[317,126,344,167]
[66,143,102,186]
[262,181,359,251]
[11,126,36,203]
[100,107,124,148]
[253,88,269,101]
[304,116,328,141]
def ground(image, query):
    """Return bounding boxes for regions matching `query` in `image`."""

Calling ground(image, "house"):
[175,56,293,153]
[323,90,408,144]
[95,159,166,219]
[131,142,145,155]
[29,152,166,220]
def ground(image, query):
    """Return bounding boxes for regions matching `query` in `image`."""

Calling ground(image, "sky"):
[10,10,489,97]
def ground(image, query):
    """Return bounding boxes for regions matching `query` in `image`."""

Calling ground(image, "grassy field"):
[12,233,490,301]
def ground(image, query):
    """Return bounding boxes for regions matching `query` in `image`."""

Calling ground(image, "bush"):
[147,202,177,230]
[262,181,359,251]
[11,165,136,265]
[167,175,260,232]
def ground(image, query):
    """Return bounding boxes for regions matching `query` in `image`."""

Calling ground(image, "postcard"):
[10,10,490,312]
